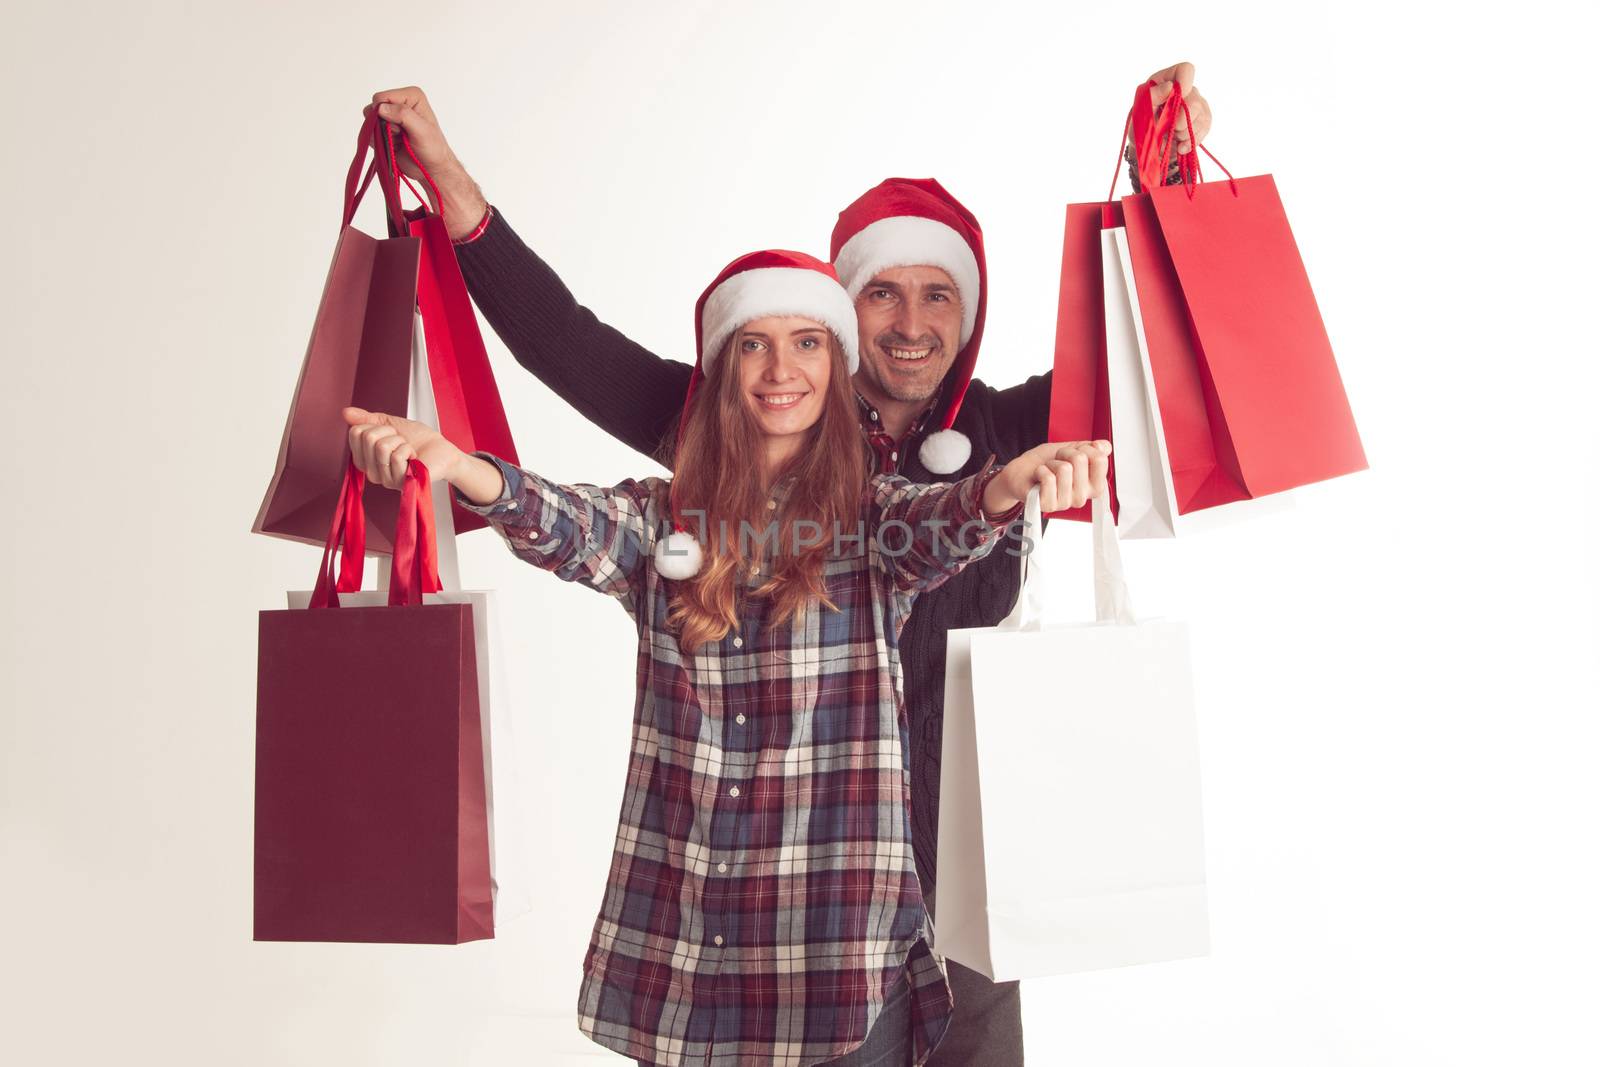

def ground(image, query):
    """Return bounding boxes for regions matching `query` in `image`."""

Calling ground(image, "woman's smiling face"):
[735,315,834,442]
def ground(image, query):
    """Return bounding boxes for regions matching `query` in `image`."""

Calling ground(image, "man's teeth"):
[888,348,932,361]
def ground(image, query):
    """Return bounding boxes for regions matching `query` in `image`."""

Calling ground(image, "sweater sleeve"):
[454,207,694,465]
[970,371,1055,463]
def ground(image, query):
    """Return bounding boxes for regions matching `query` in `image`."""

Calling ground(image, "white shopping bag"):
[1103,227,1181,539]
[286,314,534,923]
[935,489,1208,981]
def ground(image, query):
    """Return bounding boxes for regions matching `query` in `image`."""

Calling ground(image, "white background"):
[4,2,1597,1064]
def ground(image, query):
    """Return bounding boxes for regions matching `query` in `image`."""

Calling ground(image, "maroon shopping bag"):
[255,458,493,944]
[253,113,520,551]
[253,113,414,552]
[1049,80,1366,520]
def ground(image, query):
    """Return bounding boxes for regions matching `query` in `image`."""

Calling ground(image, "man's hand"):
[1145,62,1213,154]
[364,87,489,239]
[983,440,1112,517]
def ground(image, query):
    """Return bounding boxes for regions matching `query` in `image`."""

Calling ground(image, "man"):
[368,63,1210,1064]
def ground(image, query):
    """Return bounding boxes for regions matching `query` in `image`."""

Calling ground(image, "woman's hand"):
[343,408,508,506]
[363,86,489,240]
[342,407,464,489]
[983,440,1112,517]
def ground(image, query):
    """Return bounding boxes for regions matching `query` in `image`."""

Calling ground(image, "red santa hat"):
[655,249,859,580]
[830,178,988,474]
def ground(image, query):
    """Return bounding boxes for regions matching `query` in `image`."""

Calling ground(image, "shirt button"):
[890,451,898,463]
[736,714,746,725]
[729,786,740,798]
[713,934,724,946]
[732,636,743,648]
[870,409,879,421]
[717,862,728,874]
[766,499,777,510]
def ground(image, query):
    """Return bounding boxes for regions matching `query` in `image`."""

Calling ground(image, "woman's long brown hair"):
[664,330,867,653]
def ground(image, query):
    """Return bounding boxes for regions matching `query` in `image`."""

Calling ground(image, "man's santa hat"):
[655,249,859,580]
[830,177,988,475]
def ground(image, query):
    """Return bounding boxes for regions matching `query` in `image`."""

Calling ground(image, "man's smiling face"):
[851,265,964,407]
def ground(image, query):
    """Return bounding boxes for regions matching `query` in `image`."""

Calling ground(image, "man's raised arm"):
[368,89,693,465]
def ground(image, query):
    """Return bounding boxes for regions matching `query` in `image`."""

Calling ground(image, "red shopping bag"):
[1048,199,1124,524]
[255,458,493,944]
[378,124,520,536]
[253,114,518,551]
[1049,81,1366,520]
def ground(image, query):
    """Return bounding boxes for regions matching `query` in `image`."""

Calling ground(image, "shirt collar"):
[854,390,941,441]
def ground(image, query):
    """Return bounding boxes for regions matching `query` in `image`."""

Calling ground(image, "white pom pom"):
[653,530,703,579]
[918,429,972,474]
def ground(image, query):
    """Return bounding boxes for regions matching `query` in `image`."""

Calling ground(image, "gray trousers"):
[926,959,1024,1066]
[827,959,1025,1066]
[822,956,1025,1066]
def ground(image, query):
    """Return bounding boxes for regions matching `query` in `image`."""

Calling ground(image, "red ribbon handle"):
[308,457,442,609]
[379,120,445,220]
[1107,79,1237,201]
[388,458,444,605]
[340,111,409,233]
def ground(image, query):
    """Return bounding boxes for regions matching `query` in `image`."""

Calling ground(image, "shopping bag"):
[253,112,416,552]
[935,489,1208,981]
[255,457,494,944]
[1134,172,1366,503]
[276,293,529,923]
[1100,226,1180,538]
[1046,202,1119,528]
[378,123,520,536]
[254,113,519,552]
[1049,80,1365,523]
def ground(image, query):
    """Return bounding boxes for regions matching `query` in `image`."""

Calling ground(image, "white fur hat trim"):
[832,215,980,347]
[700,267,859,373]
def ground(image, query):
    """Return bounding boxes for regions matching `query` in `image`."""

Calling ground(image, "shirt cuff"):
[451,204,496,246]
[968,453,1025,528]
[451,451,522,516]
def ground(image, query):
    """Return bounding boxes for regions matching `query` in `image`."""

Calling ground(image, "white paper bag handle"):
[998,486,1047,631]
[998,487,1136,629]
[1092,493,1136,625]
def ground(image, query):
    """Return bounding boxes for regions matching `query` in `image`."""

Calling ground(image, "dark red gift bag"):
[255,458,493,944]
[253,113,518,552]
[1049,81,1366,521]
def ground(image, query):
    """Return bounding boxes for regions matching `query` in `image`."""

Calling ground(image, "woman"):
[344,250,1109,1066]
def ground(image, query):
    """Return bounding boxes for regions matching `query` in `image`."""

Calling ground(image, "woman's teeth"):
[888,347,932,362]
[758,393,806,408]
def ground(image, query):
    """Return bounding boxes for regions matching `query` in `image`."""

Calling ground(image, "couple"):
[351,63,1209,1066]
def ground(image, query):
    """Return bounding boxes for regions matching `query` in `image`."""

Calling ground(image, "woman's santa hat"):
[654,249,859,580]
[829,177,988,474]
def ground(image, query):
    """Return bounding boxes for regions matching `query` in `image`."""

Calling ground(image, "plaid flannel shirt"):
[455,453,1021,1066]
